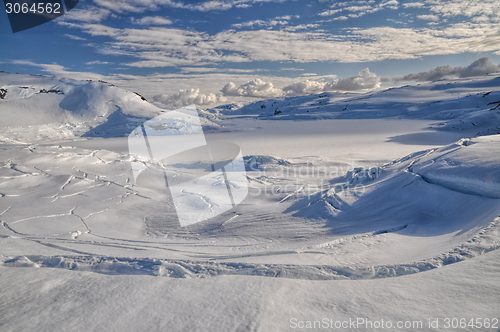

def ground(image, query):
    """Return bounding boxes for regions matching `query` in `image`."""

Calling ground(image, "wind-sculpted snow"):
[1,134,499,276]
[1,72,500,290]
[409,136,500,198]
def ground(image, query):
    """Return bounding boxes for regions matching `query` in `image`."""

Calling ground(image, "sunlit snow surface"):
[1,72,500,331]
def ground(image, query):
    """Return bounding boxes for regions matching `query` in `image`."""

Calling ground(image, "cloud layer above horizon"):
[54,0,500,69]
[147,58,499,107]
[3,0,500,107]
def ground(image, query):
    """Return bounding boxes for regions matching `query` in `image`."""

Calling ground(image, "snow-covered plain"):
[1,72,499,331]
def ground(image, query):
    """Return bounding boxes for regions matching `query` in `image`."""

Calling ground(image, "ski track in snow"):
[1,216,499,280]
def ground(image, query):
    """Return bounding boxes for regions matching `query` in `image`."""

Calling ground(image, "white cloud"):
[58,20,500,68]
[60,6,111,23]
[57,0,500,71]
[179,67,265,73]
[324,68,381,91]
[283,24,320,31]
[86,61,111,65]
[282,80,325,95]
[232,19,289,29]
[357,25,500,57]
[280,67,305,71]
[179,67,221,73]
[380,0,399,9]
[92,0,287,13]
[417,14,440,21]
[232,14,297,29]
[318,9,342,16]
[317,1,385,19]
[390,57,500,82]
[221,79,283,97]
[283,69,382,95]
[153,88,226,107]
[428,0,500,20]
[132,16,173,25]
[64,34,87,40]
[459,57,500,76]
[345,5,373,11]
[218,72,380,98]
[318,0,402,23]
[10,60,105,81]
[402,2,425,8]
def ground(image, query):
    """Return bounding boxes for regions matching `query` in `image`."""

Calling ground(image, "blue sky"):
[1,0,500,106]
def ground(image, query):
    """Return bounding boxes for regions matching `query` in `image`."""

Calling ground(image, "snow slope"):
[0,72,169,142]
[1,248,499,332]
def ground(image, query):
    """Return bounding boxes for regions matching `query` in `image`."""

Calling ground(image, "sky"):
[1,0,500,107]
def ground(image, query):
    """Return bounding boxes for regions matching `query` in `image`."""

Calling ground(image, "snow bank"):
[411,136,500,198]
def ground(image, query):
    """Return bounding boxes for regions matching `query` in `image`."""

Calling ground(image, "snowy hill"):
[207,75,500,136]
[287,136,500,243]
[0,72,164,142]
